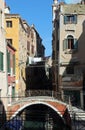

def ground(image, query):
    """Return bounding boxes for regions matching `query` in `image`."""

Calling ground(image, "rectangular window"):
[64,15,77,24]
[6,21,12,27]
[12,87,15,99]
[31,45,34,54]
[0,52,3,71]
[27,41,30,51]
[66,66,74,74]
[6,39,13,45]
[0,10,2,28]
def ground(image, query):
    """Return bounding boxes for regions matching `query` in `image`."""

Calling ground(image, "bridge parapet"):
[15,90,69,104]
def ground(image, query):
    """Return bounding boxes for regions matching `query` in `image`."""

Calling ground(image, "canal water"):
[21,104,66,130]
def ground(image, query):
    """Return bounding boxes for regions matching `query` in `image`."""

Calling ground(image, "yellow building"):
[5,13,27,97]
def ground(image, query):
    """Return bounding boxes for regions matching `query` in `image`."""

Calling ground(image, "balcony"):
[62,74,83,87]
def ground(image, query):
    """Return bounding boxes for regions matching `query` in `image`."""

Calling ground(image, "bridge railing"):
[17,90,69,104]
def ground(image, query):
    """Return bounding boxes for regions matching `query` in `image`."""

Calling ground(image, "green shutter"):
[63,39,67,50]
[7,50,10,73]
[13,54,15,74]
[64,16,67,24]
[0,52,3,71]
[74,15,77,24]
[64,15,69,24]
[74,39,78,49]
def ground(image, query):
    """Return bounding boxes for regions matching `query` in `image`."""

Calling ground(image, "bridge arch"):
[11,101,64,119]
[7,99,71,129]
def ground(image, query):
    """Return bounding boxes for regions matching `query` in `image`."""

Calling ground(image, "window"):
[12,87,15,101]
[6,21,12,27]
[0,52,3,71]
[7,50,10,73]
[66,66,74,74]
[13,54,15,75]
[63,35,78,51]
[0,10,2,27]
[64,15,77,24]
[27,41,30,51]
[31,45,34,54]
[6,39,12,45]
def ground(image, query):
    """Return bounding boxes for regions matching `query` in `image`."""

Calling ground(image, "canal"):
[20,104,67,130]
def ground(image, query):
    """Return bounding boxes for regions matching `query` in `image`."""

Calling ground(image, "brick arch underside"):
[8,101,71,127]
[8,101,71,128]
[11,101,65,117]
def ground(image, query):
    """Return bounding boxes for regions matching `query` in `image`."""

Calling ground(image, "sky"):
[5,0,81,56]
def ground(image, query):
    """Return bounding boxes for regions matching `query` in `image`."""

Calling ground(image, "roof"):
[61,4,85,14]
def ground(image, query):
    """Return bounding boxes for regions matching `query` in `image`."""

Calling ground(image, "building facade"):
[5,13,27,98]
[31,25,45,58]
[52,0,85,109]
[52,0,59,92]
[5,7,45,100]
[0,0,8,110]
[6,40,16,104]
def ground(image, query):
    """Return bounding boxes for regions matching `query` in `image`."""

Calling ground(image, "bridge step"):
[69,106,85,121]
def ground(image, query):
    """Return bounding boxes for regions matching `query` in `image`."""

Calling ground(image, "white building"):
[52,0,85,109]
[0,0,8,110]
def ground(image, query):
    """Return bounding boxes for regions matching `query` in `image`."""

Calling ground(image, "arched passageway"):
[16,104,70,130]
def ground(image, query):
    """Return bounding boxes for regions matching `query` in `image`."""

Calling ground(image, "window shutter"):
[63,39,67,50]
[13,54,15,74]
[1,53,3,70]
[64,16,67,24]
[74,15,77,24]
[0,13,1,27]
[12,87,15,98]
[0,52,3,71]
[74,39,78,49]
[7,50,10,73]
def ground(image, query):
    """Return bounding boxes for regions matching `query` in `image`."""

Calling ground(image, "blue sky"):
[5,0,80,56]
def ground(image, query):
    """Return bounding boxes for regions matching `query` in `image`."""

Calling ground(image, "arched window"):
[63,35,78,51]
[67,35,74,49]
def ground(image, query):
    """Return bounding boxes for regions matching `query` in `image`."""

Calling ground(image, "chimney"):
[4,2,10,14]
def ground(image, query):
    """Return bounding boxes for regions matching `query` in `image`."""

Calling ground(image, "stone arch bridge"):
[7,96,71,129]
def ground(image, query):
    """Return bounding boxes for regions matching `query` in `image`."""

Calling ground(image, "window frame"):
[6,21,12,28]
[0,51,4,71]
[63,35,78,51]
[31,45,34,54]
[64,14,77,24]
[6,39,13,45]
[66,66,74,74]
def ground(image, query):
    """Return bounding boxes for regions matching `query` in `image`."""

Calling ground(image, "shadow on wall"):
[61,20,85,108]
[0,100,7,128]
[26,61,52,91]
